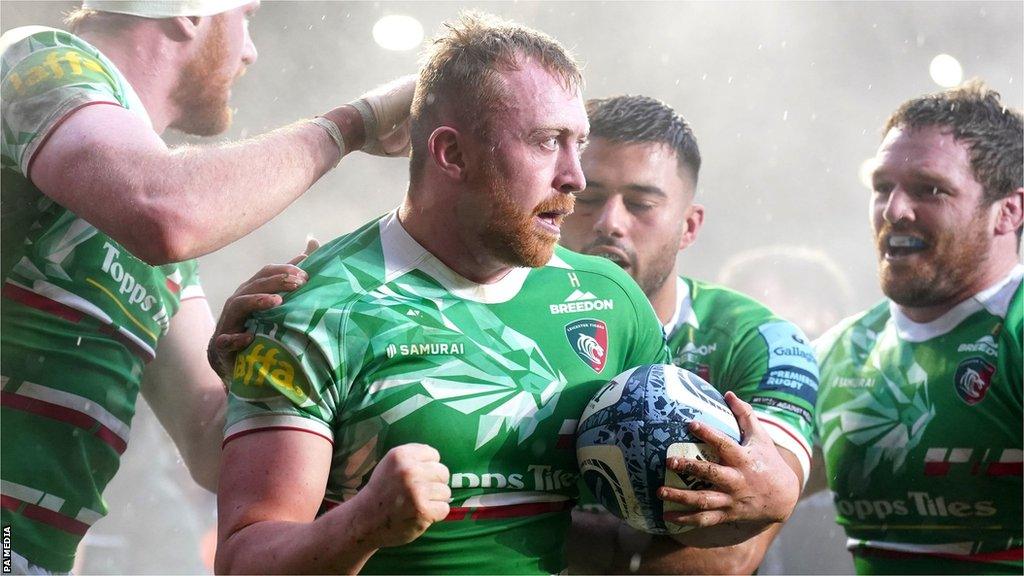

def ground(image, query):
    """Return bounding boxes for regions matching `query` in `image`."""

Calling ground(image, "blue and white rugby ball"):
[576,364,741,534]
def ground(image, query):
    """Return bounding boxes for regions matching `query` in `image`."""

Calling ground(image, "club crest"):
[565,318,608,373]
[954,357,995,405]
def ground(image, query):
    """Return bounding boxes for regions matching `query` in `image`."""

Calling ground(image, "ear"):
[993,187,1024,236]
[678,202,705,251]
[427,126,465,181]
[168,15,202,41]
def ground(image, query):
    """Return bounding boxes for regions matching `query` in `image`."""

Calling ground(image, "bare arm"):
[29,103,360,265]
[216,434,450,574]
[140,297,228,491]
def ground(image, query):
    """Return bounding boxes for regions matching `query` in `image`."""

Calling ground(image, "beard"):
[876,215,991,308]
[169,15,235,136]
[468,157,573,268]
[580,232,679,298]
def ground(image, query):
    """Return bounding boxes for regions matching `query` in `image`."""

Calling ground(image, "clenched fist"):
[353,444,452,548]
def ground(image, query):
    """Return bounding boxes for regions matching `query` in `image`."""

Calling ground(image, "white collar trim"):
[891,264,1024,342]
[378,209,535,304]
[664,277,699,336]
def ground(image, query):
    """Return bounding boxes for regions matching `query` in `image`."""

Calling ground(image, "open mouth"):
[587,246,630,269]
[535,210,570,234]
[883,234,929,259]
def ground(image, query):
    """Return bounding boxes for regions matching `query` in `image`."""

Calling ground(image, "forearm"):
[179,386,228,492]
[217,495,379,574]
[568,509,773,575]
[621,527,775,575]
[140,106,363,262]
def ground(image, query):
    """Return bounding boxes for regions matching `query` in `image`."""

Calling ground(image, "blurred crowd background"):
[2,1,1022,573]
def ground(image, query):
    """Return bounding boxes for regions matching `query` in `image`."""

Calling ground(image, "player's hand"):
[658,392,800,530]
[352,443,451,548]
[351,74,416,157]
[207,238,320,381]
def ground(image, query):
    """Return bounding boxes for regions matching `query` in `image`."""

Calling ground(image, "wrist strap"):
[349,99,377,150]
[310,116,346,166]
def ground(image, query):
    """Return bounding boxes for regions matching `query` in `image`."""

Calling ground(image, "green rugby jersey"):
[816,265,1023,574]
[1,27,203,572]
[226,211,669,574]
[665,277,818,480]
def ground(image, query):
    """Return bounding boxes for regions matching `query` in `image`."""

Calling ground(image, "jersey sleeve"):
[723,319,818,484]
[225,306,346,446]
[1,29,124,175]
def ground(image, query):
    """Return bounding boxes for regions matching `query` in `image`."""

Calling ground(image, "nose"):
[880,187,914,225]
[242,26,258,66]
[594,196,628,239]
[554,146,586,195]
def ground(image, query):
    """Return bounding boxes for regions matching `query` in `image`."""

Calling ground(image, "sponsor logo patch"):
[549,289,615,315]
[953,357,995,405]
[233,336,312,404]
[565,318,608,373]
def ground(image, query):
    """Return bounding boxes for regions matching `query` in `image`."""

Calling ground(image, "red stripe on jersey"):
[3,283,84,322]
[165,278,180,294]
[1,494,90,536]
[756,416,812,464]
[986,462,1023,476]
[0,391,127,454]
[222,425,334,448]
[444,499,572,521]
[924,462,951,476]
[2,283,154,362]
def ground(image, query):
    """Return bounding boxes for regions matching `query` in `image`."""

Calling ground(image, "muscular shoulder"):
[550,246,651,310]
[251,217,387,332]
[814,300,889,367]
[686,277,782,335]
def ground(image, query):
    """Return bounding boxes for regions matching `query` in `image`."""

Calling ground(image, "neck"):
[897,250,1020,323]
[648,267,680,326]
[80,27,181,134]
[399,183,515,285]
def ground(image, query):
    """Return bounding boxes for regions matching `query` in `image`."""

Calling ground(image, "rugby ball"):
[576,363,741,534]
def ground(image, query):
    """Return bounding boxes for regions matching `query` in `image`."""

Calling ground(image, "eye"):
[540,137,559,151]
[626,201,655,213]
[872,182,894,196]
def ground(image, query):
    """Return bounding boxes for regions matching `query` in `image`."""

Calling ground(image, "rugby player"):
[0,1,413,572]
[559,95,816,573]
[213,13,785,574]
[815,81,1023,573]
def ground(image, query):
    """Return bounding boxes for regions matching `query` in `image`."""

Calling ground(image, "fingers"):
[288,237,321,265]
[243,263,308,286]
[667,456,743,492]
[724,391,765,446]
[688,420,741,460]
[658,487,732,511]
[214,332,255,353]
[662,509,729,528]
[220,293,283,332]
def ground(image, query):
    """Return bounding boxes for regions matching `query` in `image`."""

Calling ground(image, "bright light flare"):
[373,15,424,52]
[929,54,963,88]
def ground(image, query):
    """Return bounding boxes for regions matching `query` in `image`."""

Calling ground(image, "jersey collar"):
[664,276,700,338]
[378,209,538,304]
[891,264,1024,342]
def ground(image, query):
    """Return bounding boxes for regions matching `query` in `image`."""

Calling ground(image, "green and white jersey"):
[816,265,1023,574]
[665,277,818,481]
[1,27,203,572]
[226,211,669,574]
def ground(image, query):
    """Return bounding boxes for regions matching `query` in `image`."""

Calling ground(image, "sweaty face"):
[460,60,588,268]
[871,125,994,309]
[170,5,257,136]
[561,139,692,297]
